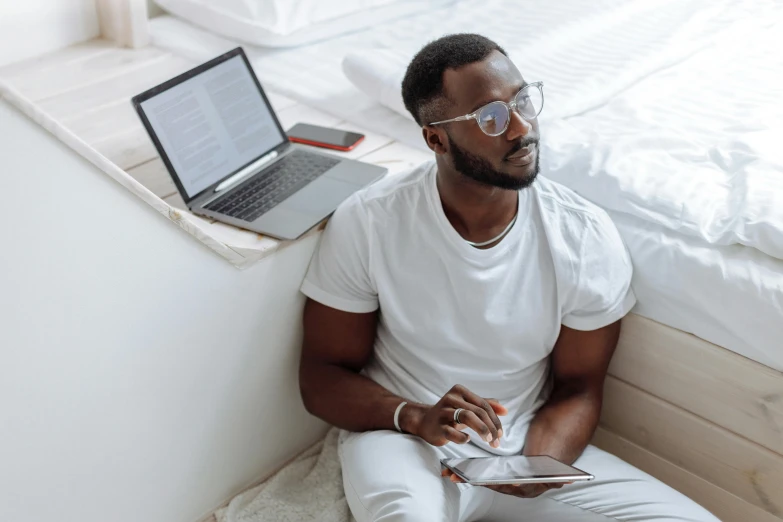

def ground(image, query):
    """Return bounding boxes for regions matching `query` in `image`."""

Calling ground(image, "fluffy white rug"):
[215,429,355,522]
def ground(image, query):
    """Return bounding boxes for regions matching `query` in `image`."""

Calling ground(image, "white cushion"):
[154,0,441,48]
[342,49,414,121]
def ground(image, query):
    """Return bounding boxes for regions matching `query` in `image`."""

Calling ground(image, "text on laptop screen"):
[140,55,286,198]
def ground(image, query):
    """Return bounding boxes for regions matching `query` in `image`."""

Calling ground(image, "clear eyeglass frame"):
[428,82,544,137]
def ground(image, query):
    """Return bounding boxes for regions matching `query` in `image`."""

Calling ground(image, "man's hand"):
[440,469,569,498]
[404,384,508,447]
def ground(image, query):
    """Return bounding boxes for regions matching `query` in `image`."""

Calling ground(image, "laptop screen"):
[138,54,286,199]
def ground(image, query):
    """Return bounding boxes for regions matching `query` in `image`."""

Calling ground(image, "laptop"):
[132,47,386,240]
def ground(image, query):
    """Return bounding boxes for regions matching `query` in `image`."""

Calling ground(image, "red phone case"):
[289,135,365,152]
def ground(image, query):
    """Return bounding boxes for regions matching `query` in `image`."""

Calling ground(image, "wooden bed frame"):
[6,2,782,520]
[597,314,783,522]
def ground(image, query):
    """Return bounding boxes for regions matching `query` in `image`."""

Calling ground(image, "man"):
[298,34,719,522]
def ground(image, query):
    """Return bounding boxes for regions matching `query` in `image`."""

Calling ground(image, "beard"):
[448,133,540,191]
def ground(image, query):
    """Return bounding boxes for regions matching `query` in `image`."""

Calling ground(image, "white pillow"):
[342,49,415,121]
[155,0,440,48]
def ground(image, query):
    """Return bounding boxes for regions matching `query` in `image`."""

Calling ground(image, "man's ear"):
[422,126,448,155]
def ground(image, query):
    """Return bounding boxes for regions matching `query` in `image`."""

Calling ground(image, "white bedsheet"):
[611,212,783,372]
[341,13,783,261]
[150,0,753,136]
[149,3,783,370]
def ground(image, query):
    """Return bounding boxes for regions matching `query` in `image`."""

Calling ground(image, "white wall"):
[0,101,328,522]
[0,0,99,67]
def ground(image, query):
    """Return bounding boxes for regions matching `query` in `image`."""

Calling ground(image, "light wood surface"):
[38,55,193,120]
[127,158,177,199]
[3,45,163,102]
[611,314,783,454]
[593,428,783,522]
[0,42,192,176]
[601,376,783,516]
[92,126,159,171]
[0,39,408,267]
[0,39,112,79]
[162,191,187,211]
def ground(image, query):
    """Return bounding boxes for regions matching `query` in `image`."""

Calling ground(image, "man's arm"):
[299,298,416,432]
[523,320,621,464]
[299,298,506,444]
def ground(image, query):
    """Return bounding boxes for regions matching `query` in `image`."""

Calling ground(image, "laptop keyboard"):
[205,151,340,222]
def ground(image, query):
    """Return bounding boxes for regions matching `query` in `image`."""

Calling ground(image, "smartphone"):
[287,123,365,152]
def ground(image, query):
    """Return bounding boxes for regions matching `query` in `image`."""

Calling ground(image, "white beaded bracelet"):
[393,401,408,433]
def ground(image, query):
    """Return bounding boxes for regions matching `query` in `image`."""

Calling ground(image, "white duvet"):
[152,0,764,144]
[341,2,783,260]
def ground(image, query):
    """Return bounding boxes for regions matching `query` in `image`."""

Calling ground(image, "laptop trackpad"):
[280,176,358,216]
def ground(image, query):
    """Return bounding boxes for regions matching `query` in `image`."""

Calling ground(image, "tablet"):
[441,455,594,486]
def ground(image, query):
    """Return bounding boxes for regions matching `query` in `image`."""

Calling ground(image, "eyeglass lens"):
[477,85,543,136]
[477,102,510,136]
[516,85,543,119]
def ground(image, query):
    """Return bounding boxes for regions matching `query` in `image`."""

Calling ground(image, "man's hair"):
[402,34,507,126]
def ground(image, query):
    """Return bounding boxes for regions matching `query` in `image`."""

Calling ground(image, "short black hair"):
[402,34,507,126]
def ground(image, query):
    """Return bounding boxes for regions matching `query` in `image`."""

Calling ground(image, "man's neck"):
[435,161,519,246]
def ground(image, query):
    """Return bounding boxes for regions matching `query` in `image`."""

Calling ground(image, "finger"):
[502,484,532,497]
[485,398,509,417]
[484,484,513,495]
[448,473,465,483]
[444,400,497,443]
[527,484,549,498]
[455,409,495,443]
[484,398,508,439]
[441,468,450,477]
[505,484,544,498]
[487,484,546,498]
[464,404,500,444]
[457,389,503,438]
[443,426,470,445]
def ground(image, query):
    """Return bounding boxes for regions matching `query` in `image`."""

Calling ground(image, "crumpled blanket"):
[215,428,355,522]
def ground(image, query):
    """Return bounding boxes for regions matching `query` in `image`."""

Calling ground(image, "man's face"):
[438,51,541,190]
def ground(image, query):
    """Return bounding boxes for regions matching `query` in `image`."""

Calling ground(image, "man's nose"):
[505,111,532,141]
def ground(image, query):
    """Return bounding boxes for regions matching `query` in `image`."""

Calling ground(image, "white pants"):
[338,430,721,522]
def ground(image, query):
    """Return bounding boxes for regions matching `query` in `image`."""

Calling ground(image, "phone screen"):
[287,123,364,148]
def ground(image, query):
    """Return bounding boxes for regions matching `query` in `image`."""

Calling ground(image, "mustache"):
[505,137,539,160]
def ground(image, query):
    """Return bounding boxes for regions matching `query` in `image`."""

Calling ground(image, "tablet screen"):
[442,455,593,483]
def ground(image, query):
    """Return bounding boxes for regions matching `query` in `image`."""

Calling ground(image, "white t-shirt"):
[301,161,636,455]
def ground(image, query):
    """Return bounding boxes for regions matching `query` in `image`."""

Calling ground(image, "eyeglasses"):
[428,82,544,137]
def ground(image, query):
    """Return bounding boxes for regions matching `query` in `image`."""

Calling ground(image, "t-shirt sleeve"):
[561,211,636,331]
[300,194,379,313]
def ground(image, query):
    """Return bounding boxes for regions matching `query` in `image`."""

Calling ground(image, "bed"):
[1,0,781,520]
[145,2,783,520]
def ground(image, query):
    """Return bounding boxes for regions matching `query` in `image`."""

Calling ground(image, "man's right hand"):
[404,384,508,448]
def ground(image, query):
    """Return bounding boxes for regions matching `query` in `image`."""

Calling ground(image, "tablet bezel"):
[441,455,595,486]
